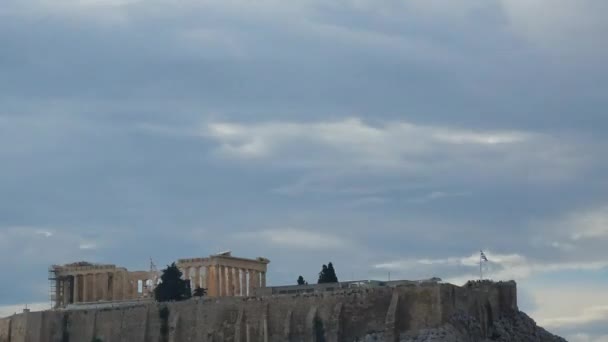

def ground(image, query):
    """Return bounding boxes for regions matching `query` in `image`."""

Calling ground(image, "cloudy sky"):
[1,0,607,340]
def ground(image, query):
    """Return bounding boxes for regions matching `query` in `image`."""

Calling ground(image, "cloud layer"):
[1,0,608,340]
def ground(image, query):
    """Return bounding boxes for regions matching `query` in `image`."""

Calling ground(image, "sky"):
[1,0,607,340]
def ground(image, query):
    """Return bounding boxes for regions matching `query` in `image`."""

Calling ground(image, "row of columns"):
[213,266,266,297]
[55,271,146,307]
[54,265,268,307]
[182,266,207,290]
[179,265,266,297]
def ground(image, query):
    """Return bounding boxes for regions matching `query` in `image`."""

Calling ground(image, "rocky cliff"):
[0,281,565,342]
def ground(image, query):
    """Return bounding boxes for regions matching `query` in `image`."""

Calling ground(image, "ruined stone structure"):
[49,262,158,309]
[0,280,565,342]
[50,252,269,308]
[176,251,269,297]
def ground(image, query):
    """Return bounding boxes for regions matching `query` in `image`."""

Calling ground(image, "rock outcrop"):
[0,280,565,342]
[394,311,566,342]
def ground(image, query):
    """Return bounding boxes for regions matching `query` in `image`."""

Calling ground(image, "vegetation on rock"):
[193,287,207,297]
[154,263,191,302]
[317,262,338,284]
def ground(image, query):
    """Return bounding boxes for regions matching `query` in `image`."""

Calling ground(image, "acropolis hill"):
[0,252,565,342]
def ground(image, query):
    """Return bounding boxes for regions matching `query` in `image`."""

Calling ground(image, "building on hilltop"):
[175,251,269,297]
[49,251,270,309]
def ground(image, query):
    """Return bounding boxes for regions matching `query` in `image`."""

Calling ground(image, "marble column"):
[224,267,229,295]
[246,270,251,294]
[120,274,128,300]
[74,275,80,303]
[201,266,207,290]
[131,279,138,298]
[55,279,63,308]
[112,272,121,300]
[250,270,259,294]
[91,273,97,302]
[94,273,101,301]
[123,274,130,300]
[62,278,71,307]
[226,267,231,296]
[100,273,108,301]
[215,265,222,297]
[226,267,232,296]
[91,273,97,301]
[234,269,241,296]
[261,272,266,287]
[82,274,89,302]
[241,269,246,296]
[211,265,219,297]
[208,266,213,296]
[225,266,230,296]
[195,267,201,289]
[107,273,113,301]
[219,266,226,296]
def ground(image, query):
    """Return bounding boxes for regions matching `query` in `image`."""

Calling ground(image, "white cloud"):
[234,228,349,250]
[35,230,54,238]
[533,205,608,247]
[374,250,608,284]
[431,131,528,145]
[79,242,98,250]
[569,333,608,342]
[544,305,608,328]
[528,284,608,330]
[548,241,575,252]
[407,191,470,204]
[567,206,608,241]
[0,226,103,266]
[203,118,584,184]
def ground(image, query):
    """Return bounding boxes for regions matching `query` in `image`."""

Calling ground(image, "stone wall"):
[0,281,517,342]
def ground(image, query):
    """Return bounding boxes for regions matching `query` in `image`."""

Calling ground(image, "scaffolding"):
[48,266,57,309]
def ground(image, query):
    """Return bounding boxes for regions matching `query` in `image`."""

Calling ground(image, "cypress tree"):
[318,264,329,284]
[326,262,338,283]
[154,263,192,302]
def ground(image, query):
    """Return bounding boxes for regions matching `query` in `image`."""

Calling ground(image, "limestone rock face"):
[484,311,566,342]
[0,281,567,342]
[392,311,566,342]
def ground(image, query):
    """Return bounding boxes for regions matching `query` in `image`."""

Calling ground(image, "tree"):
[326,262,338,283]
[154,263,192,302]
[318,264,329,284]
[193,287,207,297]
[297,275,306,285]
[318,262,339,284]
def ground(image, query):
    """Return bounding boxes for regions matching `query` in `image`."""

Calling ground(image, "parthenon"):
[50,252,270,308]
[176,251,269,297]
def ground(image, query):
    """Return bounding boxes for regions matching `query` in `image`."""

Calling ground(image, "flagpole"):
[479,251,483,281]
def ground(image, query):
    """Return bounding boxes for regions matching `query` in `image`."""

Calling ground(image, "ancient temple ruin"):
[176,251,269,297]
[49,252,269,308]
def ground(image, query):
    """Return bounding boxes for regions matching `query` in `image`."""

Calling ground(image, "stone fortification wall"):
[0,281,517,342]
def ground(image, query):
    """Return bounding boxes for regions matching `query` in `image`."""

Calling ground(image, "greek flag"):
[480,250,488,262]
